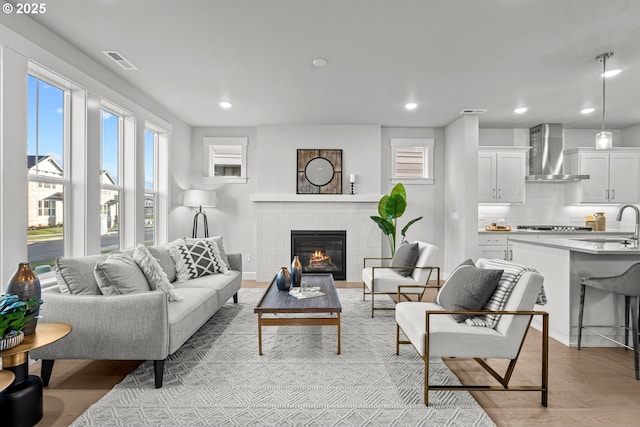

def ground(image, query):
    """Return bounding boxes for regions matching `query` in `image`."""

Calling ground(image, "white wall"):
[186,127,257,273]
[444,115,479,274]
[622,124,640,146]
[380,127,446,268]
[256,125,382,195]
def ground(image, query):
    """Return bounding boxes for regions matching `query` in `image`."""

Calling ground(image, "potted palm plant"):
[0,294,42,350]
[370,183,423,256]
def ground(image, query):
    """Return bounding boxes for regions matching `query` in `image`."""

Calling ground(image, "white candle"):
[349,174,356,183]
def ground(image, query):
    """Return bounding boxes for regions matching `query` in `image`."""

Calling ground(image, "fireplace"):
[291,230,347,280]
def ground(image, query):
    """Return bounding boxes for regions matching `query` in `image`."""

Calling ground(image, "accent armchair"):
[362,241,440,317]
[395,258,548,406]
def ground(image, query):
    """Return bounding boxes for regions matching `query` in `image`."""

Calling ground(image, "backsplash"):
[478,183,637,231]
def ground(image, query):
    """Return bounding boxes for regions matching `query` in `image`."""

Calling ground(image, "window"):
[144,128,157,246]
[203,137,248,184]
[100,108,122,252]
[27,74,68,272]
[390,138,435,184]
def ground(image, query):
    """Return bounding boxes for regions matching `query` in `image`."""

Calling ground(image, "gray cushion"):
[391,242,420,277]
[435,259,503,322]
[55,254,108,295]
[94,252,151,295]
[132,244,182,302]
[148,239,184,283]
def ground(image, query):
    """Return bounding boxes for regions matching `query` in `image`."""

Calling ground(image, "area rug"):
[72,288,495,426]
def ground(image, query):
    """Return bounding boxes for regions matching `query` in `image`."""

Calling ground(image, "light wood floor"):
[32,281,640,427]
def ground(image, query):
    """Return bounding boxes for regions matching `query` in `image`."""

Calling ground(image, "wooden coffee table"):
[254,273,342,355]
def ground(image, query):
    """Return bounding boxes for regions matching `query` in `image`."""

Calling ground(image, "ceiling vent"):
[459,108,487,115]
[102,51,137,70]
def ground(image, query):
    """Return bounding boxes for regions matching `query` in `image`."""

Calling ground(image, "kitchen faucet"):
[616,204,640,241]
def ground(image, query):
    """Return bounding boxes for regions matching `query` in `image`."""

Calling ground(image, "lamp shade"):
[183,189,217,208]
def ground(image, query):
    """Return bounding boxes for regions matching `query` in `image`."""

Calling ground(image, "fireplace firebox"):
[291,230,346,280]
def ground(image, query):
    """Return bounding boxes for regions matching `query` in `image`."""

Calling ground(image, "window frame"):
[203,136,248,184]
[390,138,435,185]
[144,127,159,246]
[26,72,71,273]
[100,104,125,251]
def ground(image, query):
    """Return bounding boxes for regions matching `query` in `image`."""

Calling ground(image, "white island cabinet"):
[510,236,640,347]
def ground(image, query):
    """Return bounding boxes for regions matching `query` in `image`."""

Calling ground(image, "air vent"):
[102,50,137,70]
[460,108,488,114]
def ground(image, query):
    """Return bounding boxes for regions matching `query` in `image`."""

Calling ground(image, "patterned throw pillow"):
[132,244,182,302]
[185,236,231,270]
[168,240,226,282]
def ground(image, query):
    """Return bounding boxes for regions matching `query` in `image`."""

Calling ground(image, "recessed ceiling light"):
[312,58,328,67]
[580,107,595,114]
[514,107,528,114]
[219,101,232,109]
[602,68,622,78]
[404,102,418,110]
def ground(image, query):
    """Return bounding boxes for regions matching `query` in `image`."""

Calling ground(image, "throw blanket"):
[465,259,547,328]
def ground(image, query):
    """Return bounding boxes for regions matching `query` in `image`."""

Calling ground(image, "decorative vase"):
[291,255,302,287]
[6,262,41,335]
[0,331,24,351]
[275,267,291,291]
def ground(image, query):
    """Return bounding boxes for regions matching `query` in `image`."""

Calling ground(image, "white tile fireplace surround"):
[251,195,382,282]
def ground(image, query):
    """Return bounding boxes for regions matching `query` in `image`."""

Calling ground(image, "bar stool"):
[577,262,640,380]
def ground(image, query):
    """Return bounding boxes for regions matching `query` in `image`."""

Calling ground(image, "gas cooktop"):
[517,225,593,232]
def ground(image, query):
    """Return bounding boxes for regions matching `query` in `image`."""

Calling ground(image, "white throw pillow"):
[133,244,182,302]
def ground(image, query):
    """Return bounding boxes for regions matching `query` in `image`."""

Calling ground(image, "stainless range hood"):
[526,123,589,182]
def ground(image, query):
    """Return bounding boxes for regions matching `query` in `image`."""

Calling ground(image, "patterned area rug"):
[72,288,495,426]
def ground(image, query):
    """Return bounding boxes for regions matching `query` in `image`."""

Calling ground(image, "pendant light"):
[595,52,613,150]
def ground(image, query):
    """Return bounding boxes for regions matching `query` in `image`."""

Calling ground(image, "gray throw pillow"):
[435,259,503,322]
[94,252,151,296]
[148,238,184,283]
[390,242,420,277]
[55,254,108,295]
[132,244,182,302]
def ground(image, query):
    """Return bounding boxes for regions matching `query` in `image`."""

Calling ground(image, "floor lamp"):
[183,189,217,238]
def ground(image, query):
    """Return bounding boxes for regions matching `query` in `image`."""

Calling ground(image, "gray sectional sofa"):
[30,239,242,388]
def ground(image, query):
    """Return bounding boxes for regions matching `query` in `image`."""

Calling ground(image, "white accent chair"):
[362,241,440,318]
[395,258,548,406]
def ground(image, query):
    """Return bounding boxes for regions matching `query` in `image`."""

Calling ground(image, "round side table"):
[0,370,15,392]
[0,322,72,427]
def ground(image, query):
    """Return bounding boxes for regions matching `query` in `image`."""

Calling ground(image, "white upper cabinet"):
[478,147,528,203]
[564,148,640,204]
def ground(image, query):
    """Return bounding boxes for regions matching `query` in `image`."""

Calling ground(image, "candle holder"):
[350,182,355,195]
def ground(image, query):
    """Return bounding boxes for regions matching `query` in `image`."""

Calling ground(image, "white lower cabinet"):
[478,234,511,260]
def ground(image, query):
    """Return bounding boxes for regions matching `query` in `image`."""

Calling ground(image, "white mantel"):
[253,198,382,282]
[249,194,382,203]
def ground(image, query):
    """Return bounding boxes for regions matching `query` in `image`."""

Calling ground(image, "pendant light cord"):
[601,54,606,131]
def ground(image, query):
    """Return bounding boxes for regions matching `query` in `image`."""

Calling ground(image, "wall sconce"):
[183,189,217,238]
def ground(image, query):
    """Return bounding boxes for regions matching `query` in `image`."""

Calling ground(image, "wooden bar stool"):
[578,262,640,380]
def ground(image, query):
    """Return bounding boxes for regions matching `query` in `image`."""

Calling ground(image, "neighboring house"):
[100,170,119,234]
[27,155,64,228]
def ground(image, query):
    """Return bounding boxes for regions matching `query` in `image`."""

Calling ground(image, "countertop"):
[478,229,633,235]
[509,236,640,255]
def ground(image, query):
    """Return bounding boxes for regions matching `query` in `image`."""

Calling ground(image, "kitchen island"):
[510,236,640,347]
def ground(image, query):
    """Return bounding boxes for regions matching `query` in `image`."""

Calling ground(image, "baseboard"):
[242,271,257,281]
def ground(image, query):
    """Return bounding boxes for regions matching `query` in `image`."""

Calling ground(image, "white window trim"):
[390,138,435,185]
[203,137,248,184]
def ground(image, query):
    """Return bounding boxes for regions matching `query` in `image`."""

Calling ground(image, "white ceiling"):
[23,0,640,129]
